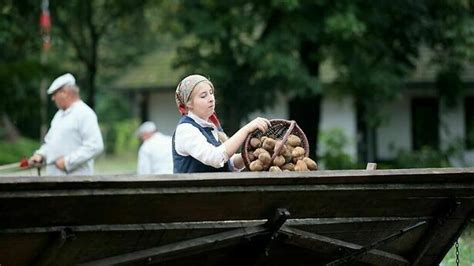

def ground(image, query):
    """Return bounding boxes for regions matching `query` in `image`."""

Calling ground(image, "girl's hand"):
[244,117,271,134]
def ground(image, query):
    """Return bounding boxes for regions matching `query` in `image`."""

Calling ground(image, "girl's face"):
[187,82,215,120]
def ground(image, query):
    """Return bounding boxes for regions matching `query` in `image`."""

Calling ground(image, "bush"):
[101,119,140,155]
[393,146,451,168]
[318,128,359,170]
[0,137,39,164]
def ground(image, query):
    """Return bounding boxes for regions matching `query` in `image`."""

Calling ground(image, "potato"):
[262,138,276,152]
[283,145,293,163]
[287,134,301,147]
[285,145,294,155]
[248,152,255,162]
[294,159,309,171]
[258,152,272,166]
[281,163,295,171]
[269,166,282,172]
[272,155,286,167]
[253,148,267,158]
[303,157,318,170]
[250,137,261,149]
[292,155,304,164]
[249,160,264,171]
[291,147,306,158]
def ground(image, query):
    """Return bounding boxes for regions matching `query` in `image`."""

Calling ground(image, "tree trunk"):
[222,105,241,137]
[356,98,378,164]
[1,113,20,142]
[86,66,97,109]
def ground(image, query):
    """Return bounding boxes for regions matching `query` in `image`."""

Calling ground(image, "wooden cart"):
[1,168,473,265]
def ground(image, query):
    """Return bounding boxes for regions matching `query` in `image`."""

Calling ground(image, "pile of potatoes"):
[247,134,318,172]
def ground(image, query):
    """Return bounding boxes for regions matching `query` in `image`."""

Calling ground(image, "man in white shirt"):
[30,73,104,176]
[136,121,173,175]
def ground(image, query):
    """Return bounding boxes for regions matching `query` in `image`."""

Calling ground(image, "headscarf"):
[175,74,222,129]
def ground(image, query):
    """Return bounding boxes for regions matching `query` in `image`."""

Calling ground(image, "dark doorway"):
[411,97,439,150]
[465,96,474,149]
[289,95,321,159]
[139,91,150,122]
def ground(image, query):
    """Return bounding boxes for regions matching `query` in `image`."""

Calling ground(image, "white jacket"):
[137,132,173,174]
[36,100,104,176]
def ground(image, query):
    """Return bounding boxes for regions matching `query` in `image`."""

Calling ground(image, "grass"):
[94,151,137,175]
[441,223,474,265]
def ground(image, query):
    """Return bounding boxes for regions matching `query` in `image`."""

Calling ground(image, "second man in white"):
[136,121,173,175]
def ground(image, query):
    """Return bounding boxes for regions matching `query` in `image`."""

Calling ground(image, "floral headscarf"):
[175,74,222,129]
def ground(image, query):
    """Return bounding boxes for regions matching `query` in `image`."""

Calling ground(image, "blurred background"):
[1,0,474,172]
[0,0,473,263]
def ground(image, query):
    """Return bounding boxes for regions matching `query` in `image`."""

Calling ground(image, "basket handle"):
[269,120,296,168]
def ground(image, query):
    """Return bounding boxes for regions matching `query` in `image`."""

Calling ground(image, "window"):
[465,96,474,149]
[411,98,439,150]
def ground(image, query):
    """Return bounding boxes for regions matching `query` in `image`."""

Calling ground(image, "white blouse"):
[174,112,241,170]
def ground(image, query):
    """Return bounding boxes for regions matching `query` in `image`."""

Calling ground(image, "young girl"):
[173,74,270,173]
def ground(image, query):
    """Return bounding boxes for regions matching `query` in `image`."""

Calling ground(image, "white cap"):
[47,73,76,94]
[136,121,157,136]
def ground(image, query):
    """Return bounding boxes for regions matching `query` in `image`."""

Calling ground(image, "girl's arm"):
[223,117,270,157]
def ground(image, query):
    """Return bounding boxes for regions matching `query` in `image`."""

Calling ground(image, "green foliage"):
[46,0,159,108]
[167,0,472,135]
[441,223,474,265]
[95,90,139,155]
[0,0,46,139]
[0,61,43,139]
[393,147,451,169]
[0,0,40,62]
[168,1,321,133]
[0,137,39,164]
[318,128,358,170]
[392,138,465,168]
[95,90,134,124]
[101,119,139,155]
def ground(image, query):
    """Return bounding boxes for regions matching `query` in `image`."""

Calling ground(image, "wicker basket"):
[242,119,309,170]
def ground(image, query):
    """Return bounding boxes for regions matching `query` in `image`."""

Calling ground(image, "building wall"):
[376,90,473,166]
[149,92,181,136]
[318,95,357,158]
[439,98,464,150]
[376,97,412,160]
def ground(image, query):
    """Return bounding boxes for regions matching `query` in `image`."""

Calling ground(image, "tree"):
[167,1,319,134]
[168,0,473,161]
[49,0,157,109]
[0,0,44,139]
[326,0,473,161]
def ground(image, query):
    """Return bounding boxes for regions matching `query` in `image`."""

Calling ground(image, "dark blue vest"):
[172,116,231,173]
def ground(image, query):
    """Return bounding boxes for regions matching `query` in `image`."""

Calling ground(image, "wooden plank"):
[0,185,473,229]
[1,168,474,191]
[410,199,474,265]
[33,229,74,266]
[0,217,428,234]
[79,225,269,265]
[281,227,410,265]
[366,163,378,170]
